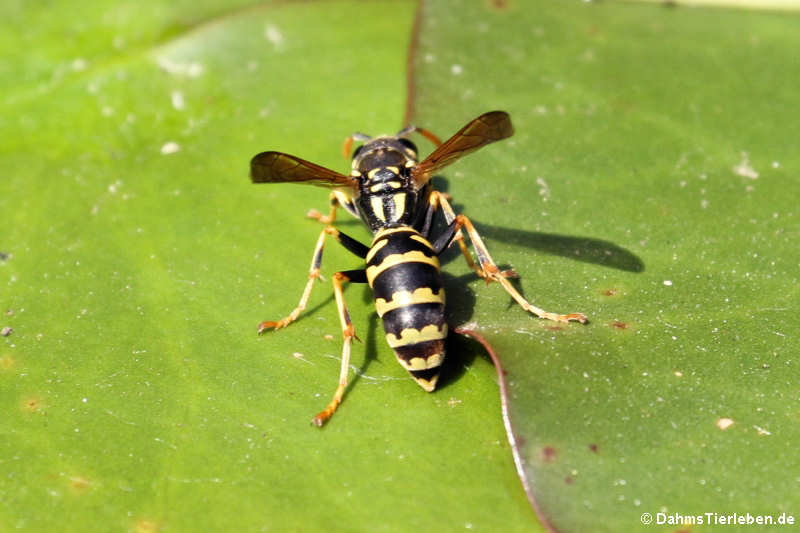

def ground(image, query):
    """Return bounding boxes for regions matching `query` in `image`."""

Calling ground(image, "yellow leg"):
[429,191,514,279]
[312,271,359,427]
[306,192,339,225]
[257,226,338,333]
[433,191,587,324]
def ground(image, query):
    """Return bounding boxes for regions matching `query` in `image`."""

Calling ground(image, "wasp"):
[250,111,587,426]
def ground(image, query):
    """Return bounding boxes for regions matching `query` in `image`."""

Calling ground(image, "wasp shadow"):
[438,271,481,389]
[432,176,645,273]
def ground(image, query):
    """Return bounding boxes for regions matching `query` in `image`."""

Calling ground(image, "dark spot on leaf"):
[564,476,573,484]
[487,0,510,10]
[602,288,618,296]
[611,321,628,330]
[540,446,557,462]
[1,326,13,337]
[589,443,599,453]
[22,396,44,412]
[0,251,8,261]
[545,325,564,331]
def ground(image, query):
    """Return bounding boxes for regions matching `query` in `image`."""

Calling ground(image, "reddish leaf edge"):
[453,327,560,533]
[404,0,423,126]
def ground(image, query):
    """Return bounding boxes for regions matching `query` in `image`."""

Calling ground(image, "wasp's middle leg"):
[257,226,368,334]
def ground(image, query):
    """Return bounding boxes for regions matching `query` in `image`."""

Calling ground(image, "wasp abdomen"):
[366,227,447,391]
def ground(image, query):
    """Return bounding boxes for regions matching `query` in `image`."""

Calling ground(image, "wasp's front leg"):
[426,190,516,280]
[306,192,339,225]
[307,191,357,225]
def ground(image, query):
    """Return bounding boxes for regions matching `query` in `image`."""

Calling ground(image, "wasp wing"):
[411,111,513,186]
[250,151,355,189]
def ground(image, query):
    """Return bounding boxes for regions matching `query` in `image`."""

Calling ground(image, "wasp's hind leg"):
[257,226,369,334]
[312,269,367,427]
[430,191,587,324]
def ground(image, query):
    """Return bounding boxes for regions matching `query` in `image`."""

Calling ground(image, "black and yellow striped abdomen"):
[366,227,447,391]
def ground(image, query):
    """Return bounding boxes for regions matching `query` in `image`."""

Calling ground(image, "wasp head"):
[350,137,418,194]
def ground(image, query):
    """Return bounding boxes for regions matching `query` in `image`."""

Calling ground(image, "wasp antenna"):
[342,136,354,159]
[342,132,372,158]
[415,127,443,147]
[397,125,443,147]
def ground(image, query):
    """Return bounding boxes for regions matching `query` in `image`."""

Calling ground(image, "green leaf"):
[1,2,539,532]
[6,1,799,531]
[411,1,799,531]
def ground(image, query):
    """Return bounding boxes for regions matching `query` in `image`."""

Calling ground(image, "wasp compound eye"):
[398,138,418,155]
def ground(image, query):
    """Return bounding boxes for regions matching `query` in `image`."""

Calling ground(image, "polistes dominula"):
[250,111,587,426]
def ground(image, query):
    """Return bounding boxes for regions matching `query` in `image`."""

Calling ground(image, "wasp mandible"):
[250,111,587,426]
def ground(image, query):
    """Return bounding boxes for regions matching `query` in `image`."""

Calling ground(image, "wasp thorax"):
[362,167,401,193]
[354,146,411,194]
[353,147,420,232]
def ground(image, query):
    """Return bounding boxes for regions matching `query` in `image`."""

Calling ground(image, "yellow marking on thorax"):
[332,190,353,206]
[370,196,386,222]
[365,239,388,264]
[374,287,445,317]
[372,226,416,244]
[404,159,416,167]
[409,234,434,250]
[390,193,406,221]
[366,250,440,286]
[369,181,402,193]
[350,168,361,177]
[367,168,381,179]
[385,323,448,348]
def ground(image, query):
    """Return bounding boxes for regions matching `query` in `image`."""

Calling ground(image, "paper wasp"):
[250,111,587,426]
